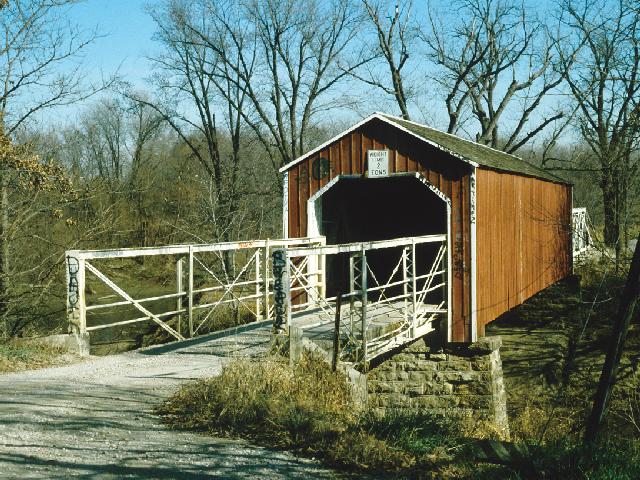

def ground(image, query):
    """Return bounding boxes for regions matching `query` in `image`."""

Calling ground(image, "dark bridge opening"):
[319,176,447,298]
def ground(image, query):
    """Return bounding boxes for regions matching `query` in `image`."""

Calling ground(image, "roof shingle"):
[381,114,569,185]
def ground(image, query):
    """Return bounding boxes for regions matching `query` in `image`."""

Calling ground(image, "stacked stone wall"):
[367,336,508,436]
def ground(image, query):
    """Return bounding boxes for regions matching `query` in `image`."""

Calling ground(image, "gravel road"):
[0,323,346,479]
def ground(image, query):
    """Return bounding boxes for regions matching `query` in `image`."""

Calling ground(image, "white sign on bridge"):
[367,150,389,178]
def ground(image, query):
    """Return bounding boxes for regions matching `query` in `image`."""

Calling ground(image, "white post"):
[411,238,417,338]
[360,247,368,364]
[349,253,356,342]
[319,251,326,301]
[263,239,270,319]
[447,202,453,343]
[282,172,289,238]
[188,245,194,338]
[176,257,183,335]
[255,249,262,321]
[402,246,409,329]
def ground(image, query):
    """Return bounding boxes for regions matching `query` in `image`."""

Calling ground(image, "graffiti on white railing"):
[65,238,323,339]
[272,248,288,332]
[67,256,80,311]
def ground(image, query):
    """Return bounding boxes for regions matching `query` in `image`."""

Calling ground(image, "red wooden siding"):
[475,168,572,336]
[286,118,473,342]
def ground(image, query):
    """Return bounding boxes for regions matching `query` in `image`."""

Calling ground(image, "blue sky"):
[46,0,566,146]
[65,0,157,100]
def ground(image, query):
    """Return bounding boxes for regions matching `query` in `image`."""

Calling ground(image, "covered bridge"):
[280,113,572,344]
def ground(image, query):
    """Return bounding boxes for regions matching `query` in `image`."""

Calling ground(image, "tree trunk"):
[0,170,9,337]
[601,169,619,248]
[585,232,640,442]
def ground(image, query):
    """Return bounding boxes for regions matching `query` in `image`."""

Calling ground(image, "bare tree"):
[0,0,107,333]
[422,0,565,153]
[0,0,109,134]
[132,0,265,279]
[185,0,367,181]
[558,0,640,252]
[73,95,165,245]
[141,2,230,241]
[357,0,415,120]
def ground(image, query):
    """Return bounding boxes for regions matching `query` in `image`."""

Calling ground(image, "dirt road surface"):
[0,324,346,479]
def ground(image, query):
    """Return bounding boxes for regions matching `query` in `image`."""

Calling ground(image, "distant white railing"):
[572,207,593,257]
[65,237,324,340]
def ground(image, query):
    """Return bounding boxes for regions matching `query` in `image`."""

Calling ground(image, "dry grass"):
[158,352,355,445]
[158,351,465,475]
[0,339,78,373]
[158,256,640,478]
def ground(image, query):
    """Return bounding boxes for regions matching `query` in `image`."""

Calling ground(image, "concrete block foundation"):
[37,333,90,356]
[288,328,509,437]
[367,335,509,437]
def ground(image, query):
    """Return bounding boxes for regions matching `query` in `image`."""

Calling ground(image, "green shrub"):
[529,439,640,480]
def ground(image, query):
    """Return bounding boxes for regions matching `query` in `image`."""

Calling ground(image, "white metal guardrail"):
[65,237,324,340]
[572,207,593,258]
[273,234,449,365]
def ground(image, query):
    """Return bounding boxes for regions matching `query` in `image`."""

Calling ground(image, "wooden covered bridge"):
[275,112,573,357]
[65,113,583,366]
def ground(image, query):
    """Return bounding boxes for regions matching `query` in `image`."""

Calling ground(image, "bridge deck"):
[291,301,442,362]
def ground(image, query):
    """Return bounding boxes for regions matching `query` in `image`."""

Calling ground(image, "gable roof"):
[280,112,570,185]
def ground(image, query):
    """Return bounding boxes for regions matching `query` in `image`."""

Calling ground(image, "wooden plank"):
[475,168,573,329]
[461,174,471,340]
[451,177,465,342]
[405,135,418,172]
[289,166,300,237]
[340,136,350,178]
[352,130,361,174]
[299,162,309,236]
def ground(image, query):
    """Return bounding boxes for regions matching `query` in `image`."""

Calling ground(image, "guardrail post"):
[403,246,409,328]
[271,248,289,333]
[263,239,270,319]
[176,257,183,335]
[359,247,368,365]
[255,249,262,321]
[332,293,342,371]
[349,253,356,343]
[411,238,417,338]
[66,253,86,335]
[188,245,194,337]
[320,237,327,301]
[441,239,447,309]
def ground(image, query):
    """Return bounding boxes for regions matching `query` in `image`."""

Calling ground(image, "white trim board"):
[282,171,289,238]
[305,172,454,343]
[470,168,477,342]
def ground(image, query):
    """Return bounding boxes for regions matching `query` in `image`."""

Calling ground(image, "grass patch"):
[158,254,640,477]
[157,352,464,475]
[527,439,640,480]
[0,339,77,373]
[158,348,640,478]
